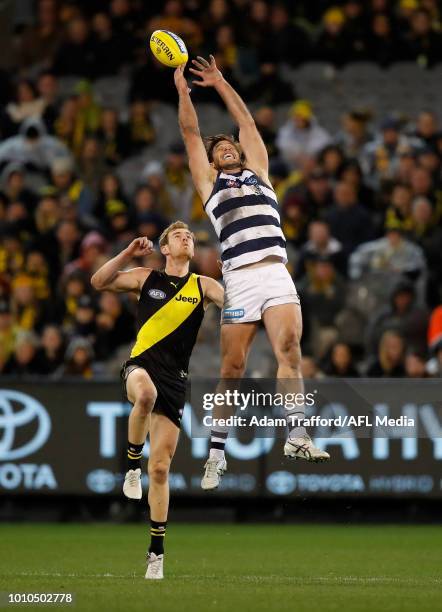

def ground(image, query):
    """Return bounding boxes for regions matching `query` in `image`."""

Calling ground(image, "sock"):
[127,441,144,470]
[286,409,307,439]
[149,520,167,555]
[210,429,228,460]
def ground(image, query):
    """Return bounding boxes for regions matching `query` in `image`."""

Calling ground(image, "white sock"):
[209,448,225,461]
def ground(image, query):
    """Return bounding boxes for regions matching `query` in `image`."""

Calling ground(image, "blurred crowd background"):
[1,0,442,380]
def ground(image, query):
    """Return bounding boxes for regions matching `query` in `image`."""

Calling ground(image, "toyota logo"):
[266,471,296,495]
[0,390,51,460]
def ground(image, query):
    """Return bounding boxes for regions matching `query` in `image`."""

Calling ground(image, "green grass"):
[0,523,440,612]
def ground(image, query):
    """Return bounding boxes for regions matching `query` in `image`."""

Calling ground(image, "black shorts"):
[120,359,187,428]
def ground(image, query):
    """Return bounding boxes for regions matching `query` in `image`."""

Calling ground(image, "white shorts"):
[221,263,300,324]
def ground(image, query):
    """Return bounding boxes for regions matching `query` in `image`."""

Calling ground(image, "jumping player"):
[91,223,223,578]
[174,57,330,490]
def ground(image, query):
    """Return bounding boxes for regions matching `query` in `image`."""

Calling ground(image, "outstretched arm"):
[174,64,215,202]
[91,237,153,294]
[200,275,224,309]
[190,55,269,176]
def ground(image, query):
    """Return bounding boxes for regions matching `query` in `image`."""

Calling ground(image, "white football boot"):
[123,468,142,499]
[145,552,164,579]
[284,434,330,462]
[201,457,227,490]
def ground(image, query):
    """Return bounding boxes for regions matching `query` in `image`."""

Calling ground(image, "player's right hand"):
[174,64,191,95]
[126,237,154,258]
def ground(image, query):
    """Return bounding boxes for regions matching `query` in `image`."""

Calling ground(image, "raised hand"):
[126,237,154,258]
[189,55,223,87]
[174,64,191,95]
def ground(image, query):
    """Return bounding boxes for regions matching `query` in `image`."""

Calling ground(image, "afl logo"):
[148,289,166,300]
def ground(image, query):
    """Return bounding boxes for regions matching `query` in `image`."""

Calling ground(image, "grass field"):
[0,523,440,612]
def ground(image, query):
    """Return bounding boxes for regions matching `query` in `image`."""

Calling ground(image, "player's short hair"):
[204,134,245,164]
[159,220,194,247]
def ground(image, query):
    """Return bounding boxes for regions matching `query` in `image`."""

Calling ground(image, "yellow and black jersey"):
[121,269,205,427]
[130,269,204,376]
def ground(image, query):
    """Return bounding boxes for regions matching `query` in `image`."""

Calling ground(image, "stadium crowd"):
[1,0,442,379]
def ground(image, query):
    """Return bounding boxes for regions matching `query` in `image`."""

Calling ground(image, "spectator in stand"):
[366,279,429,355]
[367,13,401,67]
[94,173,129,221]
[64,231,108,279]
[50,158,94,218]
[55,336,96,378]
[201,0,231,43]
[245,63,295,107]
[71,294,97,342]
[37,71,60,133]
[132,185,168,241]
[384,182,414,233]
[2,331,42,376]
[17,0,61,70]
[252,107,278,160]
[301,355,325,379]
[323,342,360,377]
[412,110,439,152]
[97,108,130,167]
[318,145,346,183]
[427,305,442,376]
[126,101,156,155]
[77,136,107,196]
[10,272,48,333]
[52,16,97,78]
[297,255,347,357]
[2,80,45,138]
[325,180,374,256]
[335,110,373,159]
[37,324,65,375]
[92,12,125,76]
[148,0,202,50]
[94,291,135,360]
[405,349,428,377]
[0,118,71,177]
[0,299,16,371]
[403,8,442,67]
[263,3,311,66]
[284,167,333,223]
[361,117,411,187]
[295,219,345,279]
[276,100,331,168]
[242,0,269,50]
[343,0,368,61]
[0,163,36,212]
[53,96,82,156]
[349,227,427,286]
[314,7,350,67]
[366,330,406,376]
[339,159,375,210]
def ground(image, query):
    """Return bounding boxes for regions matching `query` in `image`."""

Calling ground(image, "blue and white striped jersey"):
[204,168,287,272]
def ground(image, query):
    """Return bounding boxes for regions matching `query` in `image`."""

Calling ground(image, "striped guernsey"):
[204,168,287,272]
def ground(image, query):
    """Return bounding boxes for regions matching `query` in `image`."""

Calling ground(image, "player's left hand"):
[189,55,223,87]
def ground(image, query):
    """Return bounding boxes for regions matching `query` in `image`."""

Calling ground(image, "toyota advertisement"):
[0,380,441,498]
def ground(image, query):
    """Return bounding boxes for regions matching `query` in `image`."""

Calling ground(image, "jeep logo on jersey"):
[176,295,198,304]
[148,289,166,300]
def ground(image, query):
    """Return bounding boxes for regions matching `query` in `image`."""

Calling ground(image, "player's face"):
[166,229,194,260]
[212,140,242,171]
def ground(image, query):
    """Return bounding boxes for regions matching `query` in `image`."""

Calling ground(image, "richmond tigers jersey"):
[130,270,204,378]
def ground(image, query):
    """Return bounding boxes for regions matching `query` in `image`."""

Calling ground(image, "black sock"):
[127,441,144,470]
[149,520,167,555]
[210,429,228,455]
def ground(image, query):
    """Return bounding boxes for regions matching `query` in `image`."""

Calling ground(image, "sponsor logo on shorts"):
[223,308,245,319]
[176,295,198,304]
[148,289,166,300]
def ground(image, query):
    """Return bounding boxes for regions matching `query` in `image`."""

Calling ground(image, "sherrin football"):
[149,30,188,67]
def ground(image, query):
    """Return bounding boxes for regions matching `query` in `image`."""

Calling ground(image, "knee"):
[221,354,246,379]
[135,386,157,414]
[276,330,301,367]
[148,460,170,485]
